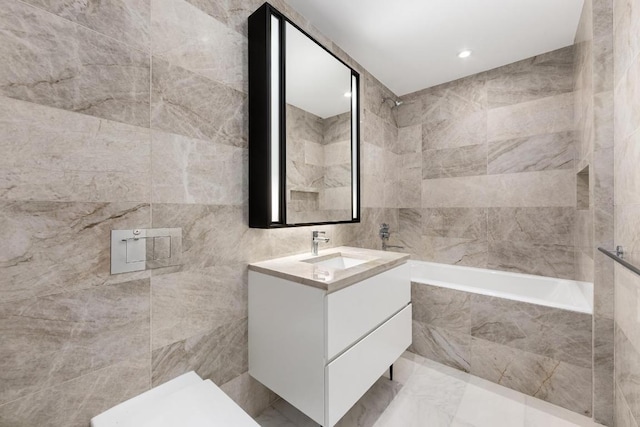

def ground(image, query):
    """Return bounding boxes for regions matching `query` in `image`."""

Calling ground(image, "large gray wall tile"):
[151,59,247,147]
[0,0,150,127]
[470,294,592,368]
[0,279,150,405]
[0,201,150,302]
[0,97,151,203]
[20,0,150,51]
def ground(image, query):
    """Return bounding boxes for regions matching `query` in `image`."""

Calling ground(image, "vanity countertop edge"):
[248,246,410,294]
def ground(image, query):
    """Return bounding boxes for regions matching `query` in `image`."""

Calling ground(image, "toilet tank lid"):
[91,371,203,427]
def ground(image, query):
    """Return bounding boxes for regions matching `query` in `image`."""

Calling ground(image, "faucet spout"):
[312,231,330,255]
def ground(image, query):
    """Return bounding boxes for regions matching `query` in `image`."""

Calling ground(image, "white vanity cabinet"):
[248,260,411,427]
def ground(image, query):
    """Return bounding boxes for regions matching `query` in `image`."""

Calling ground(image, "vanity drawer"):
[325,304,412,427]
[326,263,410,359]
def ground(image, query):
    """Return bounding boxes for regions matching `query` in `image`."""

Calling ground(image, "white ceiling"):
[286,21,352,119]
[285,0,584,96]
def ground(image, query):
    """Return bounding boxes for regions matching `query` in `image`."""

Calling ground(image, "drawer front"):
[325,304,412,427]
[326,263,410,359]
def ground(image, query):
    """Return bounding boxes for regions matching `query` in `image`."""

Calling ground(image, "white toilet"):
[91,371,260,427]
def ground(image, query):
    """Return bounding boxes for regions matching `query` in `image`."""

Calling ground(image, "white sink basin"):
[304,255,369,270]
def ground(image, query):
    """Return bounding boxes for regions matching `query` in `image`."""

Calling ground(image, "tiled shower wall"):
[0,0,399,425]
[573,0,615,424]
[612,0,640,424]
[394,46,578,280]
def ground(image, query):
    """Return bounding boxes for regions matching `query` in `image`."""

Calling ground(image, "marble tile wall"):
[613,0,640,424]
[0,0,400,424]
[395,46,578,279]
[410,282,593,416]
[573,0,615,424]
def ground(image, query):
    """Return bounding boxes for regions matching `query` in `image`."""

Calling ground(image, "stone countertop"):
[248,246,410,294]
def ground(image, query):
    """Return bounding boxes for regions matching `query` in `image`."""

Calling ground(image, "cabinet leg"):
[389,364,393,381]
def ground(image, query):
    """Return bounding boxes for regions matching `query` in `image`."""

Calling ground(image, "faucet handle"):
[312,230,325,238]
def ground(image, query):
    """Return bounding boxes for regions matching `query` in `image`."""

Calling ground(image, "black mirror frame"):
[248,2,361,228]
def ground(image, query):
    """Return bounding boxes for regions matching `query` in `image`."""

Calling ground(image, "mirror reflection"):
[285,21,353,224]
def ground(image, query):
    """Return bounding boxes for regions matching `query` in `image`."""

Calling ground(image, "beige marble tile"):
[615,203,640,255]
[615,324,640,424]
[362,108,397,149]
[0,0,150,127]
[324,140,351,166]
[397,208,423,253]
[421,76,487,123]
[422,236,488,268]
[323,112,351,145]
[183,0,264,36]
[614,129,640,206]
[0,96,151,203]
[397,124,422,154]
[616,382,640,427]
[422,111,487,151]
[412,282,470,333]
[422,144,488,179]
[0,279,150,405]
[151,265,247,349]
[487,131,574,174]
[220,371,279,418]
[0,355,149,427]
[0,201,150,302]
[487,93,574,142]
[21,0,150,51]
[469,338,592,417]
[470,294,592,368]
[487,240,575,279]
[593,316,614,425]
[614,265,640,353]
[151,58,247,147]
[423,208,487,239]
[488,207,575,246]
[485,46,574,108]
[613,0,640,82]
[151,130,245,205]
[152,317,247,387]
[151,0,246,93]
[422,170,576,208]
[411,321,471,372]
[150,204,271,271]
[614,55,640,142]
[397,169,422,209]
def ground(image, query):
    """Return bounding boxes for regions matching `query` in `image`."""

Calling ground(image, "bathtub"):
[408,260,594,415]
[409,260,593,314]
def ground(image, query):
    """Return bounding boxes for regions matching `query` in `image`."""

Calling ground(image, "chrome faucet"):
[379,223,404,251]
[312,231,330,255]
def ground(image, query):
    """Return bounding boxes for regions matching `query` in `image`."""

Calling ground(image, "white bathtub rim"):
[408,260,593,315]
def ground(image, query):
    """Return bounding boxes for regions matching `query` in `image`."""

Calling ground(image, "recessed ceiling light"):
[344,92,352,97]
[458,50,472,58]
